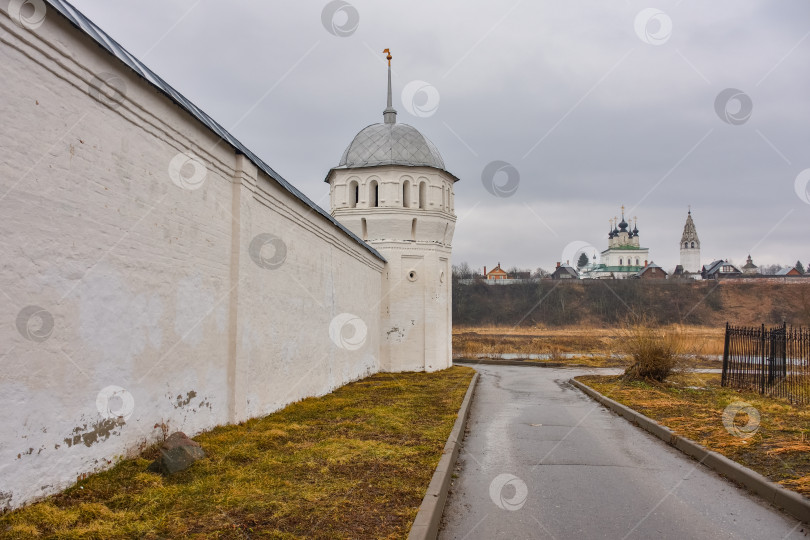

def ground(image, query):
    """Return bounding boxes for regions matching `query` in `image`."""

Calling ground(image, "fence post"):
[782,321,788,379]
[721,322,730,386]
[760,323,766,395]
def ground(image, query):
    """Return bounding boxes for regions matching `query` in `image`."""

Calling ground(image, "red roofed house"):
[485,263,509,280]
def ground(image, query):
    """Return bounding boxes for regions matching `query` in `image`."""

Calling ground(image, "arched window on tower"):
[349,180,358,208]
[419,182,426,209]
[691,242,695,248]
[441,185,446,210]
[403,180,411,208]
[619,258,623,266]
[684,242,688,249]
[635,258,639,266]
[369,180,378,208]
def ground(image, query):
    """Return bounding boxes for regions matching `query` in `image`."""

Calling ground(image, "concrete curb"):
[569,378,810,524]
[407,372,479,540]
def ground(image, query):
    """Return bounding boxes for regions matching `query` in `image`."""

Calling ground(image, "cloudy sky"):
[68,0,810,273]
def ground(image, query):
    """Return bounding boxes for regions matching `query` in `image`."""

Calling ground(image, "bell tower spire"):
[383,49,397,124]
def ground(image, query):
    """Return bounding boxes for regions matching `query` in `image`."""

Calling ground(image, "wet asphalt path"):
[439,365,806,540]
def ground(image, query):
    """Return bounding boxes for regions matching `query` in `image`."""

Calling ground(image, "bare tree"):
[760,264,785,275]
[452,261,474,280]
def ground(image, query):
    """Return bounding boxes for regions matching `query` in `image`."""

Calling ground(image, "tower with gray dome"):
[325,51,458,372]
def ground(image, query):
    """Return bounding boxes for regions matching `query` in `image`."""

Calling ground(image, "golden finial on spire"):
[382,48,396,123]
[621,204,625,216]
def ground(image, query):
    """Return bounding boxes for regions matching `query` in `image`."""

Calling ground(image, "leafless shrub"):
[622,317,683,382]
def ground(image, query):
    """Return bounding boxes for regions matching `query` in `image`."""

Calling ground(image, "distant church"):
[581,207,650,279]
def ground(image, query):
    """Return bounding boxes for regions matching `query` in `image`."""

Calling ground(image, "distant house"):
[671,263,701,280]
[776,266,803,277]
[635,262,667,280]
[742,255,759,275]
[484,263,508,280]
[702,260,742,280]
[552,262,579,280]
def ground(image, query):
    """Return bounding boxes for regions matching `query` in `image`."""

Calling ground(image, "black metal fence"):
[722,323,810,404]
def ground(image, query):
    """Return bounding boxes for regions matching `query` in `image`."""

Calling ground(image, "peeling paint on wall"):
[0,491,12,512]
[174,390,197,408]
[386,326,406,341]
[62,418,125,448]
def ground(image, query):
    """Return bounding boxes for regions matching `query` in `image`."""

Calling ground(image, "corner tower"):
[325,51,459,372]
[680,208,701,273]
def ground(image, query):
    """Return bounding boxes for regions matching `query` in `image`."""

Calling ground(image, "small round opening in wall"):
[407,270,418,282]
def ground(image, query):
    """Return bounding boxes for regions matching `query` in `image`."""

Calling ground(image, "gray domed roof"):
[338,122,445,170]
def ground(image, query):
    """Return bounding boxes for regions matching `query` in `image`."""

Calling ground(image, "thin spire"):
[383,48,396,124]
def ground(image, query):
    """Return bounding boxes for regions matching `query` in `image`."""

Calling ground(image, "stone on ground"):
[147,432,205,475]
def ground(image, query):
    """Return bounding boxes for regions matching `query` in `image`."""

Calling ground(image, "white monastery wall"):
[0,6,383,510]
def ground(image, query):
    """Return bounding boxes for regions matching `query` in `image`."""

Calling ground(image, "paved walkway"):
[440,365,805,540]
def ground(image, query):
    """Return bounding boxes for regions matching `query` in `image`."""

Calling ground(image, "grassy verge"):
[577,373,810,496]
[1,367,475,539]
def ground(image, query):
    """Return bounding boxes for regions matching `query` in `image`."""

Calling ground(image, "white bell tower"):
[325,50,459,372]
[680,208,701,273]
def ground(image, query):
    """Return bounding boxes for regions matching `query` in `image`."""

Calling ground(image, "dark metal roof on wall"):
[44,0,384,262]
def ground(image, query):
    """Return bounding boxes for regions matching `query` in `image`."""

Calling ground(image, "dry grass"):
[621,323,684,381]
[578,373,810,496]
[454,324,724,367]
[0,367,475,539]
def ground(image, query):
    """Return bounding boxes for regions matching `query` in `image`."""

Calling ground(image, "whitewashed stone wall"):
[0,5,383,510]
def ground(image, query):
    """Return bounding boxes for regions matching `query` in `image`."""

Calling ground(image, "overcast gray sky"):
[68,0,810,273]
